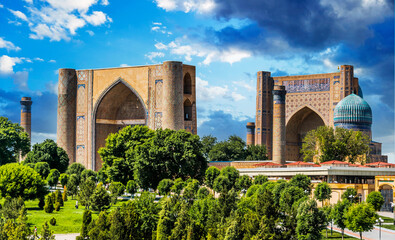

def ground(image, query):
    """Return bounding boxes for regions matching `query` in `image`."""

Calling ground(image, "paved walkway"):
[330,224,395,240]
[54,233,79,240]
[378,211,394,219]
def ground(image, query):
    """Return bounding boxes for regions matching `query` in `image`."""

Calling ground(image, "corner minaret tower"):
[272,85,286,165]
[20,97,33,140]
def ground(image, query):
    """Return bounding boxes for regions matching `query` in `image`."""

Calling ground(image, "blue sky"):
[0,0,393,162]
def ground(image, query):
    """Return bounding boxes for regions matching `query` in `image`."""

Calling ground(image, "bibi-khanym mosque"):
[18,62,394,210]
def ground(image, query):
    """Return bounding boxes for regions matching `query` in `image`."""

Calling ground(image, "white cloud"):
[0,55,22,74]
[120,64,129,67]
[197,77,245,102]
[48,59,56,63]
[31,132,57,145]
[8,0,111,41]
[8,9,28,21]
[0,37,21,51]
[145,52,165,61]
[34,57,44,61]
[0,3,4,8]
[157,38,252,65]
[232,81,254,92]
[155,0,216,13]
[46,81,58,94]
[23,0,33,3]
[151,23,172,35]
[101,0,109,6]
[86,30,94,36]
[230,92,246,101]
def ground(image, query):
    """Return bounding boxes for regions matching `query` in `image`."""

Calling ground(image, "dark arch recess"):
[184,73,192,94]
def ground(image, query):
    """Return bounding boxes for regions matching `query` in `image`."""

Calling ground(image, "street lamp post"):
[349,194,355,203]
[391,202,395,225]
[376,217,384,240]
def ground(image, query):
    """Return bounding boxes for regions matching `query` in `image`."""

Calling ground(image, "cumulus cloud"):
[145,52,165,61]
[156,0,216,13]
[12,71,29,90]
[197,77,245,102]
[8,0,112,41]
[150,22,172,35]
[156,37,252,64]
[0,55,23,75]
[0,37,21,51]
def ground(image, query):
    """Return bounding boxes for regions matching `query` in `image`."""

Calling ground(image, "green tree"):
[67,174,79,199]
[213,175,231,194]
[0,197,26,220]
[88,211,110,239]
[341,188,359,203]
[109,207,124,240]
[333,199,351,240]
[90,183,111,211]
[134,129,207,189]
[134,192,159,239]
[34,162,51,179]
[345,202,378,240]
[0,117,30,165]
[39,222,55,240]
[23,139,69,173]
[46,169,60,189]
[81,169,97,183]
[126,180,138,196]
[59,173,69,188]
[237,175,252,191]
[201,135,217,160]
[296,199,327,240]
[80,210,92,239]
[171,178,185,195]
[204,166,220,189]
[253,175,268,185]
[54,190,63,207]
[289,174,312,194]
[66,163,86,184]
[301,126,370,163]
[366,191,385,211]
[44,195,54,213]
[197,187,210,199]
[220,166,239,189]
[0,163,47,200]
[183,179,200,199]
[245,144,268,160]
[208,135,246,161]
[314,182,332,206]
[157,179,174,196]
[109,181,125,197]
[78,178,96,209]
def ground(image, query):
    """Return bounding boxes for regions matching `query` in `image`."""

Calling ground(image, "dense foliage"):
[0,117,30,165]
[366,191,385,211]
[99,126,207,189]
[24,139,69,173]
[0,163,47,200]
[301,126,370,163]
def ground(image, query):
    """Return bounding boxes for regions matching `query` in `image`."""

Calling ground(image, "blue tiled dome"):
[334,94,372,125]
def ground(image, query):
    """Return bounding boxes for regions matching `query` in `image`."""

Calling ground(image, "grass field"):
[321,230,358,239]
[381,224,395,230]
[24,198,125,234]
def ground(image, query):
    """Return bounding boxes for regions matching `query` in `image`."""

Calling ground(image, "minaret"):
[272,85,286,165]
[20,97,33,140]
[57,68,77,163]
[246,122,255,146]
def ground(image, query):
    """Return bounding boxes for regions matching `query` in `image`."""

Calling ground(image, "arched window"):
[184,99,192,121]
[184,73,192,94]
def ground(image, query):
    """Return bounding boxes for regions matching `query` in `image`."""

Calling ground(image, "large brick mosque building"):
[246,65,387,164]
[56,61,196,170]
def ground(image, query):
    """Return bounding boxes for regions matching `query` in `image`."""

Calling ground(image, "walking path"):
[54,233,79,240]
[330,224,395,240]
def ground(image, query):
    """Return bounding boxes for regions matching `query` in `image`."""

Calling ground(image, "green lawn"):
[381,224,395,231]
[378,215,394,223]
[25,198,126,234]
[321,230,358,239]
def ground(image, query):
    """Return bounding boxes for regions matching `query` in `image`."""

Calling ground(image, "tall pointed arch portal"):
[93,80,147,170]
[285,106,326,162]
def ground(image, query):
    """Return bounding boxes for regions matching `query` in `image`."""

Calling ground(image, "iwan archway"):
[93,79,147,170]
[285,106,326,162]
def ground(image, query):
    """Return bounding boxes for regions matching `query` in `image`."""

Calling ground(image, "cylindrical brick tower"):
[20,97,33,140]
[57,68,77,163]
[272,85,286,165]
[246,122,255,146]
[162,61,184,130]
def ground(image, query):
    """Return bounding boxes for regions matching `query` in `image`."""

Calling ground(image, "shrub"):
[50,217,56,226]
[366,191,385,211]
[109,182,125,197]
[44,195,54,213]
[38,197,45,209]
[55,202,61,211]
[54,190,63,207]
[90,183,111,211]
[157,179,174,196]
[62,188,68,202]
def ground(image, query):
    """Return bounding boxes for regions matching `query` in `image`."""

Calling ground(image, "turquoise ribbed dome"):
[334,94,372,125]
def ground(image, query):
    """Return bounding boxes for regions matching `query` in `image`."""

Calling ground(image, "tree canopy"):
[0,163,47,200]
[301,126,370,163]
[99,126,207,189]
[208,135,246,161]
[23,139,69,173]
[0,117,30,165]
